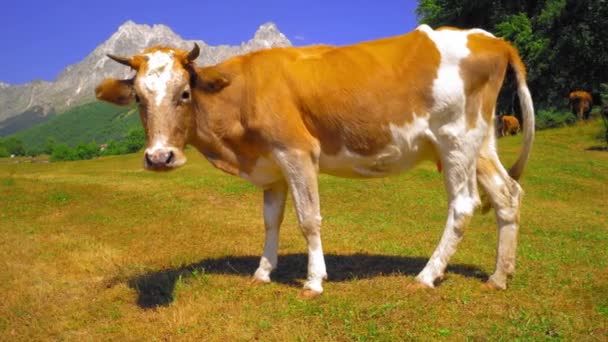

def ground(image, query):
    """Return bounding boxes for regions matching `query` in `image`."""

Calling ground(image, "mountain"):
[0,105,56,137]
[0,21,291,135]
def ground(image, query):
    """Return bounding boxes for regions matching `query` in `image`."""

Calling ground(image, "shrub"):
[0,137,25,156]
[50,144,77,162]
[124,128,145,153]
[74,142,100,160]
[535,107,576,130]
[0,146,9,158]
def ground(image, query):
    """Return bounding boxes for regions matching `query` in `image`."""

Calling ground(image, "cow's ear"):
[95,78,135,106]
[195,67,230,93]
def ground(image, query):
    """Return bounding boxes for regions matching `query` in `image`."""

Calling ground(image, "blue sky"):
[0,1,419,85]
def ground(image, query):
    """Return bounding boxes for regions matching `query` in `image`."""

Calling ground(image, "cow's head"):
[95,45,201,171]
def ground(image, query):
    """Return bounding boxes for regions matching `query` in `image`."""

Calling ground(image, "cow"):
[569,90,593,120]
[95,25,535,298]
[500,115,521,136]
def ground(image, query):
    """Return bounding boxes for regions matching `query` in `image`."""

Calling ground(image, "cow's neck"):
[189,124,242,176]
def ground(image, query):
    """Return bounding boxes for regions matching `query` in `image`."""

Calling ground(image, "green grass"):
[0,120,607,340]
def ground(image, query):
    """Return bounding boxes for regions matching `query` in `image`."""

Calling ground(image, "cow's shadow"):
[586,146,608,151]
[125,253,488,309]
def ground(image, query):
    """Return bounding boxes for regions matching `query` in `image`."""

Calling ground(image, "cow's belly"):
[241,118,438,185]
[319,119,438,178]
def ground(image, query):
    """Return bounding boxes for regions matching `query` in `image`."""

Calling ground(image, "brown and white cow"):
[500,115,521,136]
[569,90,593,120]
[96,25,535,297]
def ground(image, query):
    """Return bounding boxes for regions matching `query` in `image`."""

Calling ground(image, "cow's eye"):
[134,94,140,103]
[181,90,190,100]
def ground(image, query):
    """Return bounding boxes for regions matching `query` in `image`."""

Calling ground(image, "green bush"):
[124,128,145,153]
[43,137,56,155]
[74,142,100,160]
[0,146,9,158]
[50,144,77,162]
[100,140,126,156]
[25,146,43,157]
[0,137,25,156]
[535,108,576,130]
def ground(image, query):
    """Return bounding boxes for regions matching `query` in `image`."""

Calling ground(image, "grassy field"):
[1,120,607,341]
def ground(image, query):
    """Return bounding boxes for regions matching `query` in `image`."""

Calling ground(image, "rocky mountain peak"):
[0,21,292,128]
[252,22,291,48]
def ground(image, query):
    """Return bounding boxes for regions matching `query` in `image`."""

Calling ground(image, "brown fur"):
[500,115,520,136]
[569,90,593,120]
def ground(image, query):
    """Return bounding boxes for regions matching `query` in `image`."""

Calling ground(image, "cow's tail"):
[507,45,535,181]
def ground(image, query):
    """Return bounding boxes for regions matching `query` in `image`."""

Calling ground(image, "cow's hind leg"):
[416,133,482,287]
[274,149,327,297]
[477,153,522,289]
[253,181,288,284]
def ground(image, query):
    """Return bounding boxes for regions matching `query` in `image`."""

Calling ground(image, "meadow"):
[0,119,607,340]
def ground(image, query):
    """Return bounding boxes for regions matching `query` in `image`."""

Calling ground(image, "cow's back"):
[205,25,517,179]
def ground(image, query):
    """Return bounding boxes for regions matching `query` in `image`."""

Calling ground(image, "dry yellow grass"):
[1,120,607,340]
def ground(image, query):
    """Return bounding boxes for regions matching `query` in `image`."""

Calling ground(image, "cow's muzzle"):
[144,146,185,171]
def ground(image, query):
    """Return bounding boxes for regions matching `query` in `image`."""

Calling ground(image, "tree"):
[50,144,76,162]
[43,137,57,155]
[124,128,145,153]
[74,142,99,160]
[0,146,9,158]
[416,0,608,112]
[1,137,25,156]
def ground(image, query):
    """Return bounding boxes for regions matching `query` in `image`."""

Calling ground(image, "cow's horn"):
[107,54,133,68]
[187,43,200,62]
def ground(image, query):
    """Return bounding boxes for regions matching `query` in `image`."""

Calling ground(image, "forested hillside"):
[13,101,139,150]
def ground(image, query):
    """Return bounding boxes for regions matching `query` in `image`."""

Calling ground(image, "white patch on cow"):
[416,24,433,34]
[423,28,471,117]
[318,116,438,178]
[492,174,504,187]
[141,50,175,106]
[469,28,495,37]
[255,211,281,281]
[453,194,476,218]
[146,138,170,154]
[304,240,326,293]
[240,157,283,188]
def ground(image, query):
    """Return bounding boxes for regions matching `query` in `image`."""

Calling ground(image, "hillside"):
[0,120,606,340]
[0,105,56,136]
[12,101,139,149]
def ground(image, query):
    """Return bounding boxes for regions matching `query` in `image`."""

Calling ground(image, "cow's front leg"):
[275,149,327,298]
[253,181,288,284]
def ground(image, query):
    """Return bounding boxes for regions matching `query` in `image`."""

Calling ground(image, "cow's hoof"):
[250,277,270,286]
[298,289,322,300]
[406,282,433,292]
[482,280,506,290]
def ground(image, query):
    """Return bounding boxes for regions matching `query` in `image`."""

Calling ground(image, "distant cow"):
[569,90,593,120]
[96,25,535,297]
[500,115,521,136]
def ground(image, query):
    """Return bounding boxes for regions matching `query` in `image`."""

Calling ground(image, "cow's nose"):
[145,150,175,169]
